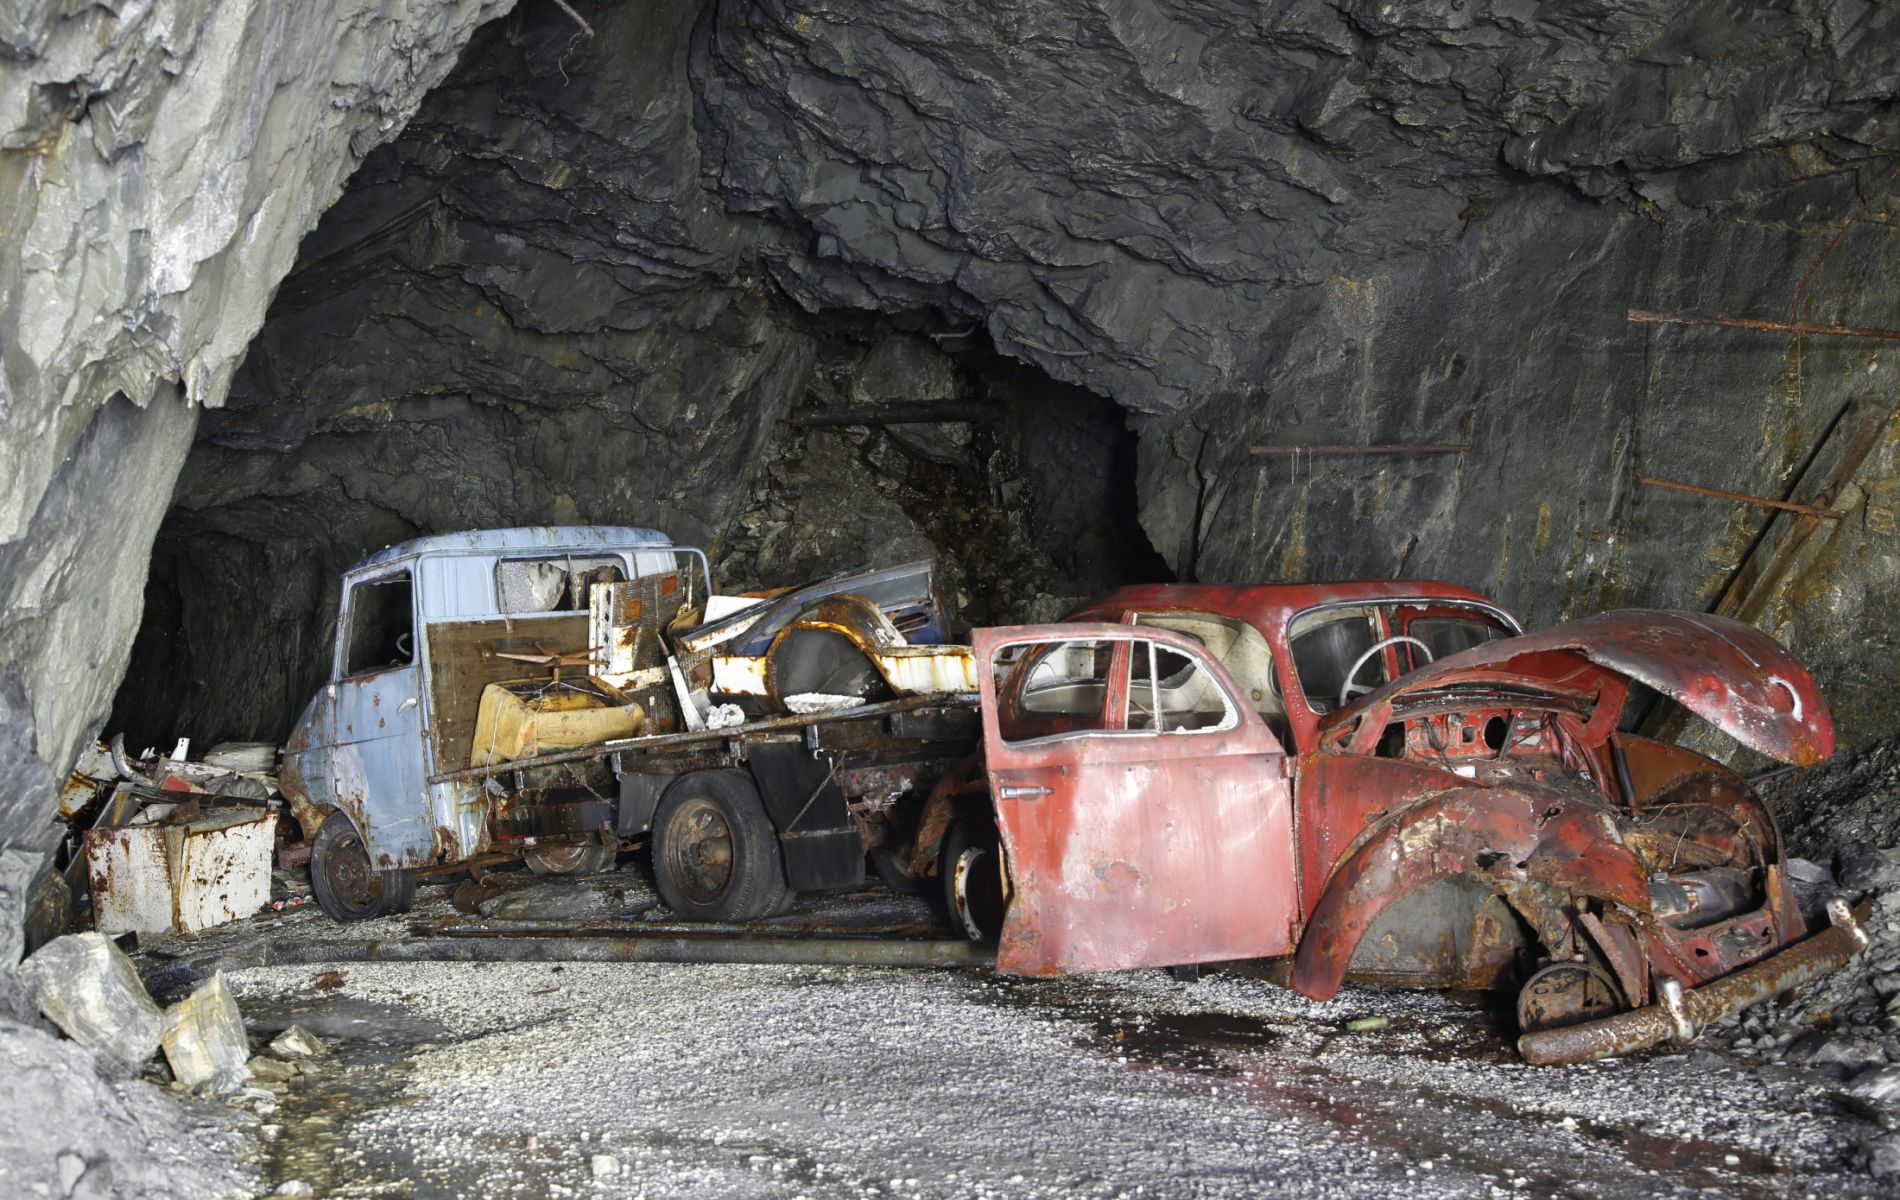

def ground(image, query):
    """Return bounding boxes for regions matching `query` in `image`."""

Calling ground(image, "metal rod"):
[1627,308,1900,342]
[1247,443,1471,456]
[1637,475,1845,521]
[430,693,979,784]
[790,402,990,427]
[143,935,992,986]
[1518,900,1870,1066]
[414,917,946,941]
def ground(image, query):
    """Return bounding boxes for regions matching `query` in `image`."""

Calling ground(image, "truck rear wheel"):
[310,809,416,922]
[651,771,788,921]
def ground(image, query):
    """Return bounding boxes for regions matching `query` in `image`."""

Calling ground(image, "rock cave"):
[3,0,1900,1196]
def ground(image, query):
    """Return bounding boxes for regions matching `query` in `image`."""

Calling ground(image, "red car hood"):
[1328,609,1833,766]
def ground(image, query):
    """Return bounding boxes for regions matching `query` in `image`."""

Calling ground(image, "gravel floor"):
[110,741,1900,1200]
[156,872,1892,1200]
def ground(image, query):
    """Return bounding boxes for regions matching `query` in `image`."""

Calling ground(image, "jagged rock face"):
[693,0,1900,749]
[0,0,515,878]
[140,0,1900,753]
[113,1,1163,750]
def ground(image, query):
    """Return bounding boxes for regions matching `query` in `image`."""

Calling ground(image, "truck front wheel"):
[651,771,789,921]
[310,810,416,922]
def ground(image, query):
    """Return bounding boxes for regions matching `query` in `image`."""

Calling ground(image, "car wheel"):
[941,819,1007,942]
[651,770,787,921]
[524,842,616,876]
[310,809,416,922]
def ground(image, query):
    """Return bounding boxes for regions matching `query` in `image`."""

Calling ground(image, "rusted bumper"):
[1519,899,1871,1066]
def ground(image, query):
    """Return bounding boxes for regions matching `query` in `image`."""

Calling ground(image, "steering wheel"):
[395,632,413,661]
[1337,636,1433,709]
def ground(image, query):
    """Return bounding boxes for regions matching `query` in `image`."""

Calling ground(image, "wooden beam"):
[1639,398,1895,746]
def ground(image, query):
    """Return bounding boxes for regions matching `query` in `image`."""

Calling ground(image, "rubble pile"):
[1698,744,1900,1177]
[1771,731,1900,860]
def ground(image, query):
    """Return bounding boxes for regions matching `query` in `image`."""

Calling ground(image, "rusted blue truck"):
[279,527,977,924]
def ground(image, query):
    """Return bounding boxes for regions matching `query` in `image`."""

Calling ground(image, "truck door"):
[330,568,434,866]
[973,623,1297,976]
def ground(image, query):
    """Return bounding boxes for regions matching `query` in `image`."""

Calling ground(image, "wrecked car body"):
[942,583,1859,1064]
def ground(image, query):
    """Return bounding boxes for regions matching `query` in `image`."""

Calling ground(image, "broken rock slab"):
[268,1024,327,1060]
[160,972,249,1094]
[17,932,163,1074]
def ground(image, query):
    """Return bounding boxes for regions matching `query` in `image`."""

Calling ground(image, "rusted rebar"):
[1627,308,1900,342]
[1637,476,1845,521]
[789,402,990,427]
[1248,443,1471,456]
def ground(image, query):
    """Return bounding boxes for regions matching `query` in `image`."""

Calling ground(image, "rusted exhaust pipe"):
[1518,900,1871,1066]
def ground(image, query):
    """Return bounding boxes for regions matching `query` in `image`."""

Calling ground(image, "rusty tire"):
[941,819,1006,943]
[310,810,416,923]
[651,771,787,921]
[524,843,616,876]
[869,844,929,897]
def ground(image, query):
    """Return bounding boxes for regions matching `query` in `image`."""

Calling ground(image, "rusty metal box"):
[84,810,278,935]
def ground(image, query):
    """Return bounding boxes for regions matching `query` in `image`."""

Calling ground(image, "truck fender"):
[1289,783,1649,1001]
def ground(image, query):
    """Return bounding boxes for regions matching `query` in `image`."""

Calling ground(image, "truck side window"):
[998,640,1115,743]
[343,573,414,677]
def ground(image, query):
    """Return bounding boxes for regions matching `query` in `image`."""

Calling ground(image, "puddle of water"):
[238,991,450,1198]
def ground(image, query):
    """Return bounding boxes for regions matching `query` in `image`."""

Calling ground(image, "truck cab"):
[280,527,699,918]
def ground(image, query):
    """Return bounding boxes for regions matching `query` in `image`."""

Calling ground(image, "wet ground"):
[137,865,1897,1199]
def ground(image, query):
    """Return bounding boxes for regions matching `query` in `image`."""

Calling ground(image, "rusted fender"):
[1338,609,1832,766]
[1290,782,1648,1001]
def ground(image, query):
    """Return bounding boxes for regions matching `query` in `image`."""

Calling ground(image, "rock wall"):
[0,0,515,897]
[694,0,1900,751]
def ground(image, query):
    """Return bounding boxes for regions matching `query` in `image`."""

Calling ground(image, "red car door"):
[974,623,1298,976]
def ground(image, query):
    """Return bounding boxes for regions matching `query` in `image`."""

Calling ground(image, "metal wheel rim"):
[529,843,594,874]
[326,829,382,910]
[665,796,735,905]
[951,845,1002,941]
[1518,962,1623,1033]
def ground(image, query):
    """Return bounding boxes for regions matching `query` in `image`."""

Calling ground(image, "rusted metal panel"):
[974,624,1297,976]
[85,810,277,935]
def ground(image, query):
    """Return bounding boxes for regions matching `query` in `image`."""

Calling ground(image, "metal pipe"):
[414,917,947,940]
[1638,475,1845,521]
[790,402,990,427]
[1248,443,1471,456]
[1517,900,1871,1066]
[1627,308,1900,342]
[283,936,987,970]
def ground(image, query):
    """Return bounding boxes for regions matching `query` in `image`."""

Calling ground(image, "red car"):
[917,581,1866,1064]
